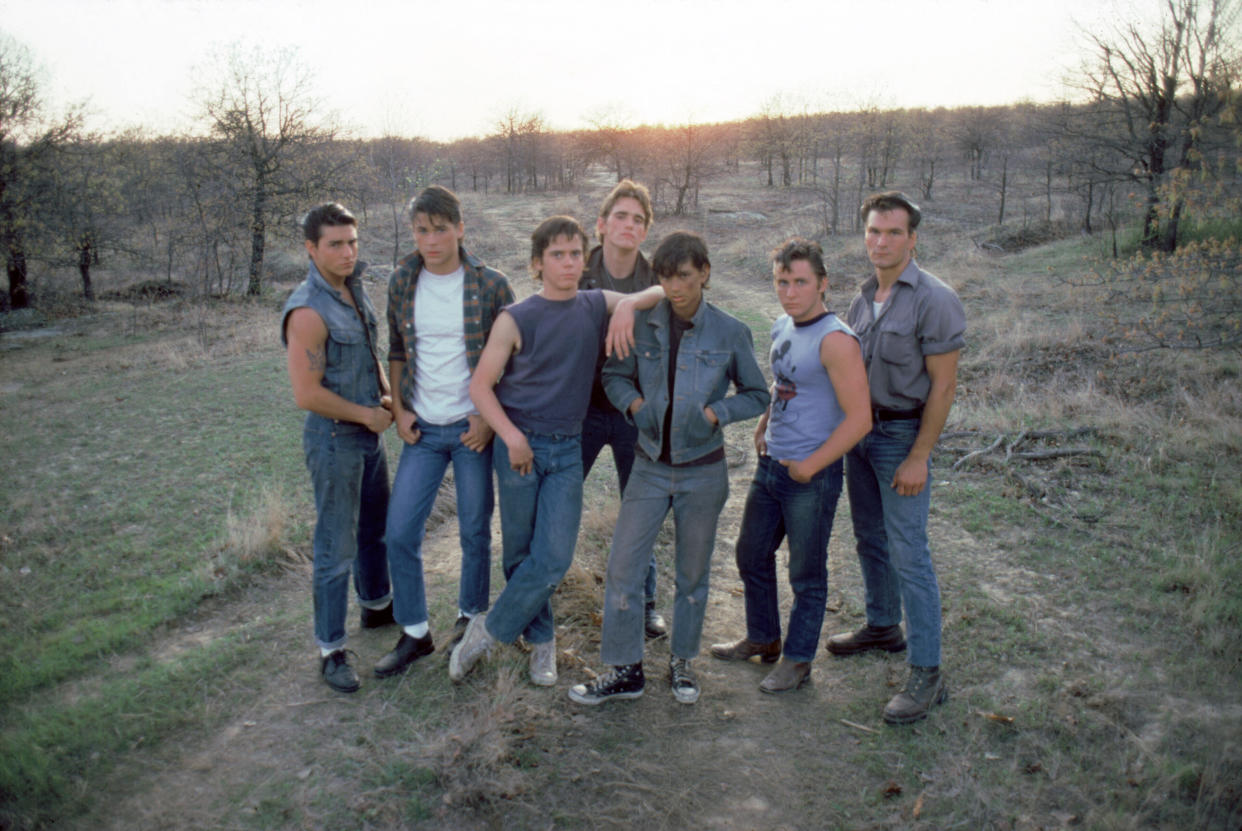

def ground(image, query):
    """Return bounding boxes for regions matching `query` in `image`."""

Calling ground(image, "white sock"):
[320,646,341,658]
[404,622,429,639]
[459,609,473,620]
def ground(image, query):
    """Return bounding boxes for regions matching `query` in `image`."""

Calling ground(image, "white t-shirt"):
[410,266,473,425]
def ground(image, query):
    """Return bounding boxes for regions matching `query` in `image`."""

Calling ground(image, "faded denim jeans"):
[599,455,729,666]
[386,418,493,627]
[845,418,942,667]
[303,417,392,651]
[486,432,583,646]
[735,455,843,662]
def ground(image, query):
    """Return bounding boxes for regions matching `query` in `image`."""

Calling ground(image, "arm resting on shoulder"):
[603,285,664,359]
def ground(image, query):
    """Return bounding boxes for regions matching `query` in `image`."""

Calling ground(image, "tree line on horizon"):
[1,0,1239,311]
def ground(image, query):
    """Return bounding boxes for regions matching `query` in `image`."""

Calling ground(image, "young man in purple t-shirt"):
[451,216,662,688]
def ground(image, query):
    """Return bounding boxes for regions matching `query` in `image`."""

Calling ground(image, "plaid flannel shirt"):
[386,246,514,409]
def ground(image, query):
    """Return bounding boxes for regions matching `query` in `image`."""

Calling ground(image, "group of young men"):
[282,179,965,725]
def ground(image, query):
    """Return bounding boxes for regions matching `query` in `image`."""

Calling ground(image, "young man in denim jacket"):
[282,202,394,694]
[569,232,770,706]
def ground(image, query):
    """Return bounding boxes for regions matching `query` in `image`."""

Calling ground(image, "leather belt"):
[873,406,923,422]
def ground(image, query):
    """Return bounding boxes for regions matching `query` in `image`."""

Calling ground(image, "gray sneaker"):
[883,665,948,724]
[529,637,557,687]
[669,656,700,704]
[449,613,495,683]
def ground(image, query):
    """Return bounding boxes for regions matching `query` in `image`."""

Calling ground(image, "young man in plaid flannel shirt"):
[374,185,514,679]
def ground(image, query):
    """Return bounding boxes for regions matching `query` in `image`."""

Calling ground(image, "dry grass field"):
[1,165,1240,830]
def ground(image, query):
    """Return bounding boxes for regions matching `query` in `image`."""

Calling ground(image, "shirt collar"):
[306,260,367,305]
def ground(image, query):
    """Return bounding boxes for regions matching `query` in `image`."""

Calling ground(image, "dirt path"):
[65,423,978,830]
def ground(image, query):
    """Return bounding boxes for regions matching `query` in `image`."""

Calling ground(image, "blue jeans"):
[735,455,843,662]
[303,419,392,651]
[845,418,941,667]
[581,404,657,604]
[486,432,583,646]
[599,455,729,665]
[386,419,494,626]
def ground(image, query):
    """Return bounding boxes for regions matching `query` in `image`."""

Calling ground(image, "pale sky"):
[2,0,1146,142]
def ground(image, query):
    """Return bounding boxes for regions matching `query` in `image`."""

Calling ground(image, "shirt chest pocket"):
[635,343,663,384]
[326,325,369,366]
[692,349,732,397]
[876,325,919,368]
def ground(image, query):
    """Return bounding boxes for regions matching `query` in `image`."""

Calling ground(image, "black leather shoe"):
[374,633,435,678]
[644,603,668,639]
[360,603,395,629]
[826,624,906,656]
[321,650,360,693]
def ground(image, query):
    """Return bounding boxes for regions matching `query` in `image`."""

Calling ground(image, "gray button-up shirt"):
[846,259,966,411]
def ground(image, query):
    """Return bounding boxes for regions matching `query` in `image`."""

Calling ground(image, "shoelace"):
[670,659,695,686]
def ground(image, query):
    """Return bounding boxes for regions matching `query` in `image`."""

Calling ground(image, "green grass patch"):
[0,633,265,829]
[0,354,308,702]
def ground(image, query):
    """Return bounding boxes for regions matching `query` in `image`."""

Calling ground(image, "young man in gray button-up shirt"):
[827,191,966,725]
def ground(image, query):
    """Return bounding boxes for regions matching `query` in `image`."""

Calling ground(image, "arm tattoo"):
[305,347,326,373]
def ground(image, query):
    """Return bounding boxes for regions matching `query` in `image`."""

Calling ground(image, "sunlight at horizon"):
[2,0,1147,141]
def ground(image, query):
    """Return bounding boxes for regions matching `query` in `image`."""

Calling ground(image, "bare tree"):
[493,107,545,193]
[45,132,129,300]
[365,135,439,267]
[815,112,850,235]
[1074,0,1242,251]
[0,33,79,309]
[585,106,638,182]
[194,44,342,296]
[955,106,1000,182]
[655,120,718,216]
[754,95,797,186]
[907,108,949,202]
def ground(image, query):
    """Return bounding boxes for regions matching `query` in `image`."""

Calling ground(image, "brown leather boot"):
[825,624,906,656]
[883,666,948,724]
[758,658,811,694]
[709,637,781,663]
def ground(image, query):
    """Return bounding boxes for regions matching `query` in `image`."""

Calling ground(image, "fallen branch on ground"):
[949,427,1101,470]
[1012,447,1103,461]
[952,434,1005,470]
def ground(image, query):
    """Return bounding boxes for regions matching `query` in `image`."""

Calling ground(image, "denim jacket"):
[281,261,382,427]
[603,299,770,465]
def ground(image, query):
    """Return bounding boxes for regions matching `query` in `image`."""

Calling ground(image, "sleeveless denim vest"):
[282,263,382,430]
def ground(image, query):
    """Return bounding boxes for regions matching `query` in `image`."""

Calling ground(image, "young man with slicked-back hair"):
[710,238,870,694]
[578,179,667,639]
[282,202,395,694]
[828,191,965,725]
[375,185,514,680]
